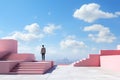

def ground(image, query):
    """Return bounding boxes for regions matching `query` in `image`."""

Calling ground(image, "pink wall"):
[100,55,120,72]
[0,39,17,53]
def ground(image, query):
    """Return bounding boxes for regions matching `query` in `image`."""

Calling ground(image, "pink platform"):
[0,39,54,74]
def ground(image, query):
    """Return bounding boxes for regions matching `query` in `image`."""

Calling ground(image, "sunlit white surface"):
[0,65,120,80]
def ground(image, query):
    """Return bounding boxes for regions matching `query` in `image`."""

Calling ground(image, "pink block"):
[4,53,35,62]
[101,50,120,55]
[0,61,18,73]
[0,39,17,53]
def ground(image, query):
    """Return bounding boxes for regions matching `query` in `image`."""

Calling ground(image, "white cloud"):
[25,23,40,33]
[43,24,61,34]
[2,23,44,41]
[117,45,120,50]
[115,12,120,16]
[83,24,116,43]
[2,32,44,41]
[60,36,87,49]
[2,23,61,41]
[73,3,118,23]
[18,43,32,53]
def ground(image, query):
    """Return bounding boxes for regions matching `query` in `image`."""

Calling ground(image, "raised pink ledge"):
[4,53,35,62]
[101,50,120,55]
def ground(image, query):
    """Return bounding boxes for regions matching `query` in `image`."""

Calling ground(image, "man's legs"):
[42,53,45,60]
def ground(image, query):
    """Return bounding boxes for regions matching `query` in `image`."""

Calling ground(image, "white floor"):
[0,65,120,80]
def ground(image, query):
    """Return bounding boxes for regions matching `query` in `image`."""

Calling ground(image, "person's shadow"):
[45,65,57,74]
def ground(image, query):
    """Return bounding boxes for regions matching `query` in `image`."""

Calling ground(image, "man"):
[41,45,46,61]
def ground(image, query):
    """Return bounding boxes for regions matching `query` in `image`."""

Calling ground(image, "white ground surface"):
[0,65,120,80]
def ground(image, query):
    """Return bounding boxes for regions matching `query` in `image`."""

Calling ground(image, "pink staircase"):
[74,49,120,72]
[74,54,100,67]
[74,50,120,67]
[10,61,53,74]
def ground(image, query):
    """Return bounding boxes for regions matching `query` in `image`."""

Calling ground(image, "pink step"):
[19,62,51,68]
[10,71,45,74]
[15,68,45,71]
[20,61,51,65]
[13,69,46,72]
[16,66,46,69]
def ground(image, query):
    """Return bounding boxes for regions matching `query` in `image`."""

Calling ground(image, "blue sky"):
[0,0,120,62]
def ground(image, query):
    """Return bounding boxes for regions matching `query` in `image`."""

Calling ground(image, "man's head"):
[42,45,44,47]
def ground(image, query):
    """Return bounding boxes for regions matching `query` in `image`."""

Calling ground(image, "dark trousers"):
[41,53,45,60]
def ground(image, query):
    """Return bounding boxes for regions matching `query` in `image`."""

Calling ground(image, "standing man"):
[41,45,46,61]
